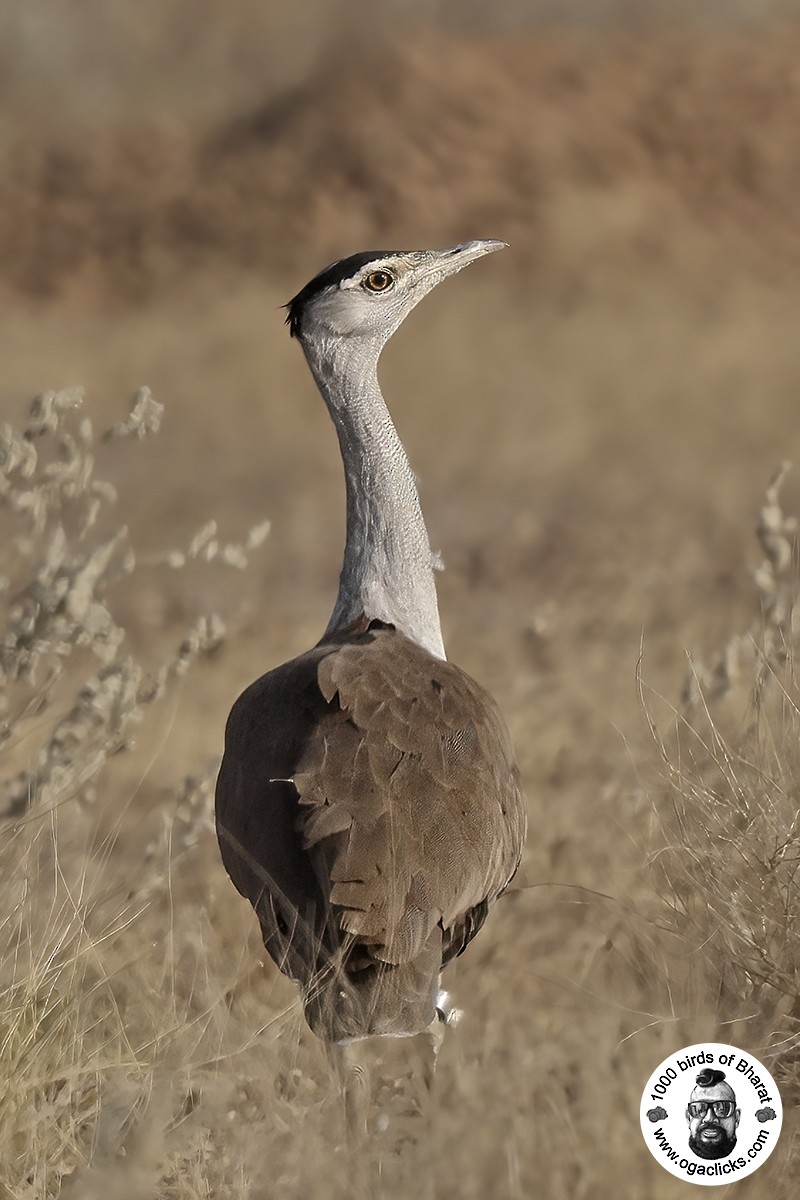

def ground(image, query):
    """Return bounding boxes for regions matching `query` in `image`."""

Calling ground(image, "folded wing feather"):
[215,621,526,1038]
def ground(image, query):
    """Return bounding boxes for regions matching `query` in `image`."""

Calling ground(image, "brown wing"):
[215,621,526,1039]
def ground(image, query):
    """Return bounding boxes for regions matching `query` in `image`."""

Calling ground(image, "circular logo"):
[640,1042,782,1185]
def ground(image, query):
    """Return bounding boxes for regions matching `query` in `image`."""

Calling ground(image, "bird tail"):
[302,934,442,1043]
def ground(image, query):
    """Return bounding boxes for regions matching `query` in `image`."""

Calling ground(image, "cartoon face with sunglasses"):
[686,1068,741,1159]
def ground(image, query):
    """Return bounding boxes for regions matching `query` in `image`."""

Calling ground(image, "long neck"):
[302,334,445,659]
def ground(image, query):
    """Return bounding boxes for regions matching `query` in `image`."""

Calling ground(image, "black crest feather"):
[285,250,402,338]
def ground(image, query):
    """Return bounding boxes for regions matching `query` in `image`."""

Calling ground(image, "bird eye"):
[363,270,394,293]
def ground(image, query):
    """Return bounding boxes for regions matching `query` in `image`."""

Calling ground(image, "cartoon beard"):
[689,1124,737,1160]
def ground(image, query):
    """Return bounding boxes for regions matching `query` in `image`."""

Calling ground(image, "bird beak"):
[429,240,508,279]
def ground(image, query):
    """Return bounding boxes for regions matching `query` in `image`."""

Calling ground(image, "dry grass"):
[0,392,270,1198]
[2,420,798,1196]
[2,7,800,1197]
[644,467,800,1106]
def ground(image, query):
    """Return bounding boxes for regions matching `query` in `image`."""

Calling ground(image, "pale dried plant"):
[0,388,269,1198]
[644,464,800,1099]
[0,387,268,819]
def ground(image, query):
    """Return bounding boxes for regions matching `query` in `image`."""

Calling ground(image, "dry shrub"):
[0,389,268,1198]
[645,464,800,1100]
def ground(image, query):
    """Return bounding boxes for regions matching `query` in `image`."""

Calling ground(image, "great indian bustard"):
[215,241,527,1045]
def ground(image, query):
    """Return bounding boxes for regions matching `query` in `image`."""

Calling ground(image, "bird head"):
[285,240,507,347]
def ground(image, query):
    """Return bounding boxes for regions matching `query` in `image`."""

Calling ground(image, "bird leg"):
[327,1023,450,1200]
[327,1039,371,1147]
[329,1035,432,1145]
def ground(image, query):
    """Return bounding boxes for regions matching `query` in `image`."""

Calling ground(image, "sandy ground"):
[2,11,800,1197]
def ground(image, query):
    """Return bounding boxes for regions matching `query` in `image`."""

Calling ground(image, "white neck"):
[301,333,445,660]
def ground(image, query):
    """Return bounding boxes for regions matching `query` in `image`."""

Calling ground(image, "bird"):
[215,242,527,1046]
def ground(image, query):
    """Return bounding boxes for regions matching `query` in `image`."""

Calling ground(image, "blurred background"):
[2,2,800,1195]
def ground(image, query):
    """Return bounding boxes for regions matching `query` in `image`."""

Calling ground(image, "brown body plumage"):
[217,619,525,1041]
